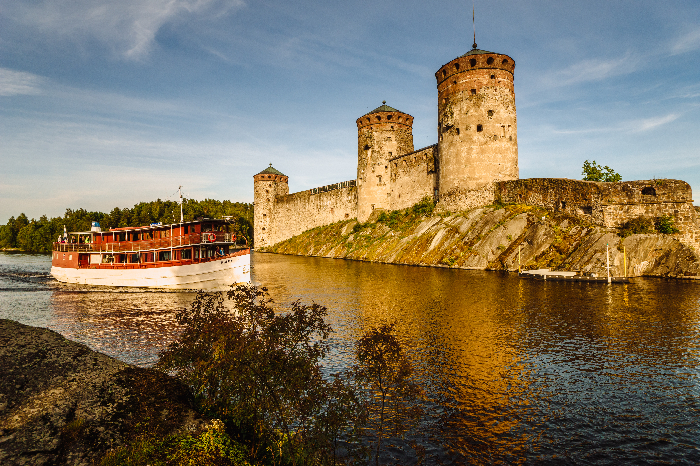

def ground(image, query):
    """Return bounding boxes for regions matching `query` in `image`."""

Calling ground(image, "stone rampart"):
[267,183,358,246]
[389,145,437,210]
[436,183,497,213]
[497,178,699,249]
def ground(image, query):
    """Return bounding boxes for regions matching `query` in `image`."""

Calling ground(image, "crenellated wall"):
[264,183,358,247]
[389,145,437,210]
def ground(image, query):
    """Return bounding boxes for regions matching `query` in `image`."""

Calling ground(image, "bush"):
[654,215,680,234]
[411,197,436,217]
[618,216,654,238]
[157,286,362,465]
[100,421,250,466]
[156,287,431,465]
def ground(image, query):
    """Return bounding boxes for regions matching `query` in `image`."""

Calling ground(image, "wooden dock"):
[519,269,630,283]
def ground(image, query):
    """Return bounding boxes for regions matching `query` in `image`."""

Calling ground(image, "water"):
[1,251,700,463]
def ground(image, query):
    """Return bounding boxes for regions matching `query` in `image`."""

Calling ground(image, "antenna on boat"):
[179,186,184,224]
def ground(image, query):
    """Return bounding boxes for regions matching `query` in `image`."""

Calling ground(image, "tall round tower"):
[253,164,288,248]
[435,46,517,197]
[356,102,414,222]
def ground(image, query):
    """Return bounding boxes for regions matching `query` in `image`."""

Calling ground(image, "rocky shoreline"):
[0,319,209,466]
[266,204,700,278]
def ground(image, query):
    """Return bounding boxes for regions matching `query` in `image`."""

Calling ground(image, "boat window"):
[182,249,192,260]
[202,224,212,232]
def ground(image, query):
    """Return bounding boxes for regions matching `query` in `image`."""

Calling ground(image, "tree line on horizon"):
[0,198,253,254]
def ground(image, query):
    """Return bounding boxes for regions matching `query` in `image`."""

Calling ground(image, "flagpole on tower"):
[472,1,477,49]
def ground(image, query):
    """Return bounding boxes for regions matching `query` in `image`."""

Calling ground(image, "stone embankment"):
[0,319,208,466]
[266,204,700,278]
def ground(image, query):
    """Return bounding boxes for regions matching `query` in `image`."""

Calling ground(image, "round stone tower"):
[356,102,414,222]
[435,45,518,196]
[253,164,288,248]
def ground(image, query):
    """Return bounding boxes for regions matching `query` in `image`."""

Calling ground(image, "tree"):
[581,160,621,182]
[355,323,423,466]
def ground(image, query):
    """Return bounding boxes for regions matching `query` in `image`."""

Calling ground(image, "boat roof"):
[109,218,232,232]
[67,218,234,234]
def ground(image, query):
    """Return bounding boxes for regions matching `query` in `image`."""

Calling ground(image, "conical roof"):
[256,163,286,176]
[362,101,406,117]
[459,48,496,57]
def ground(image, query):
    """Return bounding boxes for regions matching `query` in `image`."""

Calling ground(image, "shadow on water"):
[2,251,700,463]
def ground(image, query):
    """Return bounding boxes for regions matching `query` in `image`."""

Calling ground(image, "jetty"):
[519,269,630,283]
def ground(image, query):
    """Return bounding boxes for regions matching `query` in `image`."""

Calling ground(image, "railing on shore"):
[53,232,240,253]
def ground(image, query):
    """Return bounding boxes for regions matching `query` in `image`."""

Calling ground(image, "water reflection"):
[1,251,700,463]
[253,253,700,464]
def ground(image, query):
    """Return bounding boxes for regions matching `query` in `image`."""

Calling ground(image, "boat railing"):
[76,248,249,269]
[53,232,239,253]
[53,243,92,252]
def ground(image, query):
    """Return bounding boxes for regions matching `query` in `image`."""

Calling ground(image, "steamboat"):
[51,217,250,290]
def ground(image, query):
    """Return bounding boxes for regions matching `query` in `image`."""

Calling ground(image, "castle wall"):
[267,183,358,246]
[497,178,699,249]
[389,145,437,210]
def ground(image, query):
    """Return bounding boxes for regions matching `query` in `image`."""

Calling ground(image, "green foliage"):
[581,160,622,182]
[654,215,680,234]
[100,421,250,466]
[157,286,362,465]
[619,215,680,237]
[1,199,253,253]
[156,286,427,465]
[411,196,436,217]
[618,216,654,238]
[354,323,422,466]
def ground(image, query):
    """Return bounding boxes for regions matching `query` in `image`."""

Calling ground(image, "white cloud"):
[0,68,45,96]
[671,28,700,55]
[545,53,639,87]
[632,113,679,132]
[8,0,245,60]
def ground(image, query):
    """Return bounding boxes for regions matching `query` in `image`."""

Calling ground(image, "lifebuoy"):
[206,233,216,243]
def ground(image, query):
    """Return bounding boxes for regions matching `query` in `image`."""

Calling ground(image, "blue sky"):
[1,0,699,223]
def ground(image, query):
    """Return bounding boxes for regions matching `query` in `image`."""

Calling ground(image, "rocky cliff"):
[265,204,700,278]
[0,319,209,466]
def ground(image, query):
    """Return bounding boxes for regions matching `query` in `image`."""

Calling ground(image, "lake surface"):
[2,251,700,464]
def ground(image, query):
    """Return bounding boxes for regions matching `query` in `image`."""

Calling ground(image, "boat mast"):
[179,186,184,224]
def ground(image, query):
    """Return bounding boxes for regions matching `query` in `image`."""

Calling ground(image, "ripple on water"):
[2,251,700,463]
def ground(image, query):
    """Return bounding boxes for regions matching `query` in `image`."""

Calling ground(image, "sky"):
[1,0,699,224]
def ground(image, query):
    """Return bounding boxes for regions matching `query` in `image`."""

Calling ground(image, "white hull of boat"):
[51,253,250,290]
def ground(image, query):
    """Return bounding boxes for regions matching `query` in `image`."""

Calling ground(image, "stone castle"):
[254,44,699,250]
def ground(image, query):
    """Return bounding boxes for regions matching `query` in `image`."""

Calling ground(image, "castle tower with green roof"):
[355,102,415,222]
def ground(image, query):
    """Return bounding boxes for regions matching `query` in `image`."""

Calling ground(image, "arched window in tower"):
[487,110,494,119]
[487,57,494,65]
[455,63,460,70]
[477,124,483,132]
[470,58,476,67]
